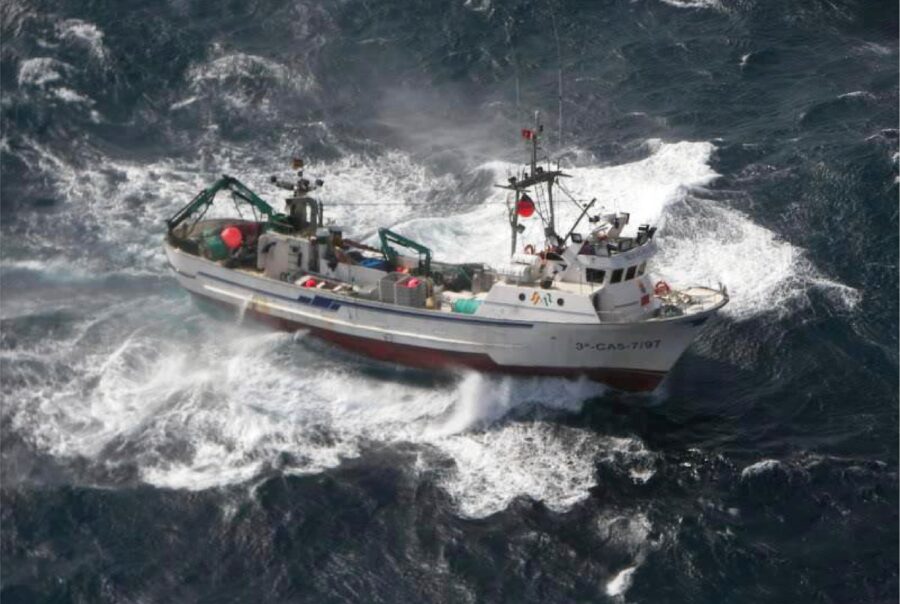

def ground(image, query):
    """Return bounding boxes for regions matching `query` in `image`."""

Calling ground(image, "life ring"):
[654,280,671,296]
[524,244,536,255]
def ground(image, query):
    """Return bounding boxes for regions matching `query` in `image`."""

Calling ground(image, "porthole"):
[557,298,565,307]
[518,293,526,301]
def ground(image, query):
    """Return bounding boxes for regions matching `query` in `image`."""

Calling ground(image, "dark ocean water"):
[1,0,898,602]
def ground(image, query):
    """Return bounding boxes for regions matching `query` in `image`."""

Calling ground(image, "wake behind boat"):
[164,123,727,391]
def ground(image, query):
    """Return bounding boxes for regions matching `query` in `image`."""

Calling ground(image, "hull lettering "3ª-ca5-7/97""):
[575,340,662,352]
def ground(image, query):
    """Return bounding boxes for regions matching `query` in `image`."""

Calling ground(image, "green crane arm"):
[378,228,432,274]
[166,175,291,233]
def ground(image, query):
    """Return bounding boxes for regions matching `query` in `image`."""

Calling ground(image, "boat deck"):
[227,263,726,323]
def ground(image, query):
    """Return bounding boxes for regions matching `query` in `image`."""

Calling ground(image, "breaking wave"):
[3,297,631,517]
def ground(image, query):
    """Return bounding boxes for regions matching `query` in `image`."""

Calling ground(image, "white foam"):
[597,511,658,598]
[856,42,895,56]
[56,19,108,63]
[740,459,782,479]
[5,305,624,517]
[606,566,637,597]
[17,57,68,87]
[170,96,200,110]
[838,91,874,100]
[54,87,92,104]
[386,141,716,263]
[186,51,316,110]
[657,0,722,9]
[318,150,458,235]
[189,53,300,88]
[432,421,599,517]
[656,196,860,318]
[463,0,493,13]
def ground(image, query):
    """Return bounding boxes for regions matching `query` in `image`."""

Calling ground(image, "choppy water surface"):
[1,1,897,602]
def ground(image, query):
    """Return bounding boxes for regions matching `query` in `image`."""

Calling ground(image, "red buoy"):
[516,196,535,218]
[406,278,421,288]
[220,226,243,250]
[303,278,317,287]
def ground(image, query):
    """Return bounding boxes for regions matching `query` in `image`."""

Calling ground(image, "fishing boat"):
[164,123,727,391]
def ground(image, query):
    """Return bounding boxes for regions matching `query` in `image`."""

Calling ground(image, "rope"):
[231,193,245,220]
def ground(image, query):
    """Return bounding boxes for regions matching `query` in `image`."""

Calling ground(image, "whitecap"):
[740,458,782,479]
[837,91,875,101]
[606,566,637,597]
[56,19,108,62]
[17,57,69,87]
[657,0,722,9]
[53,87,93,104]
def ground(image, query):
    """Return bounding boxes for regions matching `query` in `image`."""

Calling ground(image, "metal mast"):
[496,117,570,255]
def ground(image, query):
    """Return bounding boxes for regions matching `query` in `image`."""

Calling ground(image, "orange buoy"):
[220,226,243,250]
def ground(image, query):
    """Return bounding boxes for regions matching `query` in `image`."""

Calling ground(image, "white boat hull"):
[165,243,724,391]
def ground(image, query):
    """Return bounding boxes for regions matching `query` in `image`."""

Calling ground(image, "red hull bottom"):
[200,294,666,392]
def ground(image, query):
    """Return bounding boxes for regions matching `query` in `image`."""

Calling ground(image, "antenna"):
[504,15,520,110]
[548,1,563,148]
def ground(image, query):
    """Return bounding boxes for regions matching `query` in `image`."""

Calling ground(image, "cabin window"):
[637,261,646,276]
[625,266,636,281]
[611,268,623,284]
[586,268,606,284]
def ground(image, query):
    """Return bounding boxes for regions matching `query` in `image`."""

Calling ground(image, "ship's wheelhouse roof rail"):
[574,223,657,256]
[575,236,654,258]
